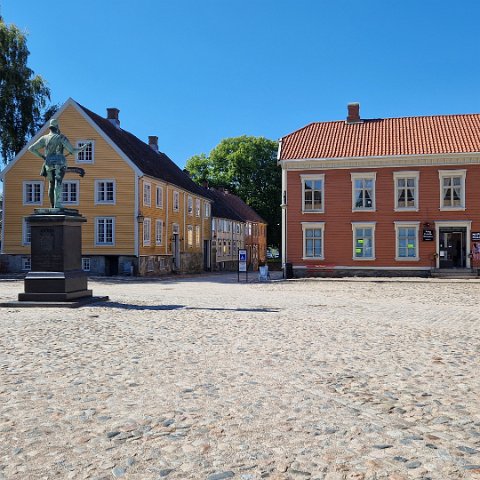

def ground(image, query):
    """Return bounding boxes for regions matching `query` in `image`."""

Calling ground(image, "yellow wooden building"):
[0,98,212,276]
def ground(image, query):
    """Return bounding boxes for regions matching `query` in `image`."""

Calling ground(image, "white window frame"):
[21,256,31,271]
[95,217,115,246]
[351,172,376,211]
[439,169,466,211]
[155,219,164,246]
[301,222,325,260]
[23,181,43,205]
[143,182,152,207]
[205,202,211,218]
[62,180,80,205]
[82,258,91,271]
[156,185,164,208]
[95,180,116,205]
[173,191,180,212]
[22,218,31,245]
[143,218,151,246]
[195,198,201,217]
[393,171,419,211]
[352,222,376,260]
[75,140,94,163]
[187,225,193,247]
[301,174,325,213]
[187,196,193,216]
[394,221,420,261]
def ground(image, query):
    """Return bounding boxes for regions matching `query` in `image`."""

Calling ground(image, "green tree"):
[0,16,53,164]
[186,135,282,248]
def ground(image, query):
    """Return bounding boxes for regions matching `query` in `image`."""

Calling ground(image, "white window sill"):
[395,257,420,262]
[302,256,325,261]
[439,207,466,211]
[352,208,376,212]
[352,257,376,261]
[302,210,324,214]
[94,243,115,247]
[394,207,419,212]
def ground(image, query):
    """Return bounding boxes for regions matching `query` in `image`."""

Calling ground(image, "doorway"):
[438,228,466,268]
[105,256,119,276]
[203,240,211,271]
[172,233,180,271]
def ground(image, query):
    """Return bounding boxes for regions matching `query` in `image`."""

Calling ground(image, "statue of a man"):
[28,119,87,209]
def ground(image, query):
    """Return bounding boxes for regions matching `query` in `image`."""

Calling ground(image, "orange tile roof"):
[279,114,480,160]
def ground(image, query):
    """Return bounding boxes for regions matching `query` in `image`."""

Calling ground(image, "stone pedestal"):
[18,210,92,302]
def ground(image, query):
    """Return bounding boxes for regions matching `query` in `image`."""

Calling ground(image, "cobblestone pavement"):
[1,275,480,480]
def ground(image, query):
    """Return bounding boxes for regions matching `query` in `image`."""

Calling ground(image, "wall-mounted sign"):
[472,232,480,241]
[423,229,434,241]
[238,249,247,272]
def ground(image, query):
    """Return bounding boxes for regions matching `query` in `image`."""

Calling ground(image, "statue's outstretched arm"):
[62,136,89,156]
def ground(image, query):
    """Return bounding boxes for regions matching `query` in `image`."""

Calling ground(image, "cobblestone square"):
[1,275,480,479]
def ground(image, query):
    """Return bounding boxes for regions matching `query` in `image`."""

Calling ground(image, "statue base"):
[17,211,102,305]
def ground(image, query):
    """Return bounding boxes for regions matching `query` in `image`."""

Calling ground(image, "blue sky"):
[3,0,480,170]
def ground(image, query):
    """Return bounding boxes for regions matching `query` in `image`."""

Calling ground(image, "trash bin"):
[285,263,293,279]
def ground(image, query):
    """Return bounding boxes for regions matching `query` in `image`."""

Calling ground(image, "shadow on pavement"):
[90,302,279,312]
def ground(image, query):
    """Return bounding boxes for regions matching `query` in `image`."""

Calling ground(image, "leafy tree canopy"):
[0,16,54,164]
[186,135,282,248]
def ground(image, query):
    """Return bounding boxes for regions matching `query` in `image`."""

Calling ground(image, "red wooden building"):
[278,104,480,277]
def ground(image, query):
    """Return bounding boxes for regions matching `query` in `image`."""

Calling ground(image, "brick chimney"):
[106,108,120,127]
[148,135,159,153]
[346,102,361,124]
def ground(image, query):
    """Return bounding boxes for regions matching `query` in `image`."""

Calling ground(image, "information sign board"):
[238,249,247,272]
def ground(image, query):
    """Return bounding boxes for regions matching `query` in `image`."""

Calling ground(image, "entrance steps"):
[431,269,479,279]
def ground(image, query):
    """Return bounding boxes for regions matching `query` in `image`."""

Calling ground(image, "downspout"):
[134,173,139,259]
[280,162,288,278]
[165,184,169,256]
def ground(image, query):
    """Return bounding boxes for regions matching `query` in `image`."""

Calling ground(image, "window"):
[205,202,211,218]
[62,180,79,205]
[172,223,179,234]
[187,225,193,247]
[155,220,163,246]
[156,186,163,208]
[76,141,94,163]
[23,218,31,245]
[187,196,193,215]
[95,217,115,245]
[23,181,43,205]
[143,218,151,246]
[301,222,325,259]
[439,170,466,210]
[352,173,376,210]
[195,199,201,217]
[147,257,155,272]
[82,258,91,271]
[196,225,201,246]
[301,174,325,212]
[143,182,151,206]
[95,180,115,204]
[173,191,180,211]
[22,257,31,271]
[352,223,375,259]
[394,172,419,210]
[395,222,420,261]
[236,223,241,234]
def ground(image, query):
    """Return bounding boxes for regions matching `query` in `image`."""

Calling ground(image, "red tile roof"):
[279,114,480,160]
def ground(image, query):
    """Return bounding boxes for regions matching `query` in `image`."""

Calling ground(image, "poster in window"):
[473,242,480,261]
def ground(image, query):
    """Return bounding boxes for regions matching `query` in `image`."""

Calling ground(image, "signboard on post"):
[238,249,247,272]
[238,249,248,282]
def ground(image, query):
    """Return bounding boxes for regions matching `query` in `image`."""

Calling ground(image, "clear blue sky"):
[3,0,480,169]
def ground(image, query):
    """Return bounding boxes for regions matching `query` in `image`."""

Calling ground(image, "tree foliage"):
[0,16,53,164]
[186,135,282,247]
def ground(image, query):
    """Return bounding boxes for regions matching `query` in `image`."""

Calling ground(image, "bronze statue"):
[28,119,88,209]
